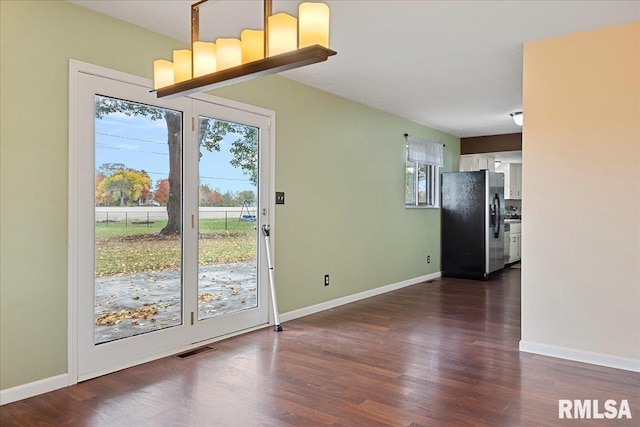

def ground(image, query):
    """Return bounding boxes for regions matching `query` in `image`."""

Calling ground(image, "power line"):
[95,143,169,157]
[200,175,251,182]
[96,132,167,145]
[96,167,251,183]
[95,138,252,183]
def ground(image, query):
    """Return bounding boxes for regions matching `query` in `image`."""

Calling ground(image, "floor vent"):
[175,346,217,359]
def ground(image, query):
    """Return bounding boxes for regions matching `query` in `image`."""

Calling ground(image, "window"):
[405,135,443,208]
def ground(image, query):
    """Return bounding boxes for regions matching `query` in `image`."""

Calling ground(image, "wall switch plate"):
[276,192,285,205]
[324,274,330,286]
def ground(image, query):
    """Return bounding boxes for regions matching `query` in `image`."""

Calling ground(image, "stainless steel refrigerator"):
[441,170,505,280]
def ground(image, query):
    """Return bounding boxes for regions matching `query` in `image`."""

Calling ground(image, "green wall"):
[0,1,459,390]
[213,77,458,311]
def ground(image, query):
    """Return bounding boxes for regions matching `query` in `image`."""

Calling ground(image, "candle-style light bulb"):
[193,41,217,77]
[299,2,330,48]
[153,59,174,89]
[241,29,264,63]
[216,38,242,70]
[268,13,297,56]
[173,49,192,83]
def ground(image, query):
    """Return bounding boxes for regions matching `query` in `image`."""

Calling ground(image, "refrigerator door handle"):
[489,201,497,227]
[490,198,497,229]
[494,193,501,238]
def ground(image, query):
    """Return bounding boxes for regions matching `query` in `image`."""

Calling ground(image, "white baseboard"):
[519,340,640,372]
[1,273,440,406]
[0,374,70,406]
[280,272,441,323]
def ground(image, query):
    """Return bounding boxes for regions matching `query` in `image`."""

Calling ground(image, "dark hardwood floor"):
[1,268,638,426]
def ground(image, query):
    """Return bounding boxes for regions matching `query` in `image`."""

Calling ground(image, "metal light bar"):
[157,45,336,99]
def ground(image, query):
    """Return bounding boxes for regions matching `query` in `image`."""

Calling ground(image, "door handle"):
[494,193,501,238]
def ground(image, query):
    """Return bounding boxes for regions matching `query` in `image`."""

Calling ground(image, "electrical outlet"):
[427,255,431,264]
[324,274,330,286]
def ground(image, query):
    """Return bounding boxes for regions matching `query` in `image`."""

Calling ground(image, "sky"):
[95,105,256,195]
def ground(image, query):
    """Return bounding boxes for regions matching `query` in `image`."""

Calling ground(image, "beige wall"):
[521,22,639,365]
[0,1,458,390]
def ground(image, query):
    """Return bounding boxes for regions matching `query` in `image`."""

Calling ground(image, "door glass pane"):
[197,117,258,320]
[94,95,183,344]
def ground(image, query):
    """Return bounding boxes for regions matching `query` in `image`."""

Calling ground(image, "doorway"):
[70,62,274,381]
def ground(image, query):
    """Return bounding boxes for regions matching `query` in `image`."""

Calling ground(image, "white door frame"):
[68,59,276,384]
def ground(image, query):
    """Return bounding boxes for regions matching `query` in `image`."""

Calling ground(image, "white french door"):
[72,64,272,381]
[188,101,271,343]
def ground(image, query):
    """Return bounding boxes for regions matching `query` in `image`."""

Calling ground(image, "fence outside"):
[95,207,256,229]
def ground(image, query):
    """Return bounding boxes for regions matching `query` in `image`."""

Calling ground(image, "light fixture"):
[154,0,336,99]
[510,111,523,126]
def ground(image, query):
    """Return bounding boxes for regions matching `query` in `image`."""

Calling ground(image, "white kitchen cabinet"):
[509,232,521,263]
[506,220,522,264]
[512,164,522,199]
[496,163,522,199]
[459,154,495,172]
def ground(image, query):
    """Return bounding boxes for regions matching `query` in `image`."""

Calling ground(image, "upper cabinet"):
[459,154,496,172]
[496,163,522,199]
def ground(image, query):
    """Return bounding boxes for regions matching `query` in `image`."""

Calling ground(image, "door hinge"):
[191,214,195,229]
[190,311,194,325]
[192,117,195,131]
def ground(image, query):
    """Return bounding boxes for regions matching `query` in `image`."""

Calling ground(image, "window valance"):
[406,135,444,167]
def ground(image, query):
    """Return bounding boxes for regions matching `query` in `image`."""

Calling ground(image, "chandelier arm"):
[264,0,272,57]
[191,0,208,46]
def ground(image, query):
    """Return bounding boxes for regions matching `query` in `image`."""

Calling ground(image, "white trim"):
[67,60,80,386]
[67,58,277,383]
[0,322,268,405]
[78,322,269,382]
[189,90,274,121]
[68,59,275,121]
[0,272,435,404]
[280,272,441,323]
[519,340,640,373]
[0,374,69,406]
[267,115,276,325]
[69,59,151,88]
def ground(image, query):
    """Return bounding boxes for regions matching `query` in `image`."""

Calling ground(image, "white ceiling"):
[69,0,639,138]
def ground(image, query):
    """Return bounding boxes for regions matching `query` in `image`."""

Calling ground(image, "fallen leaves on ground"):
[96,306,158,326]
[198,293,222,302]
[199,293,214,302]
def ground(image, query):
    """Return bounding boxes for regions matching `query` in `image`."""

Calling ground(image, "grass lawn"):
[96,218,256,276]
